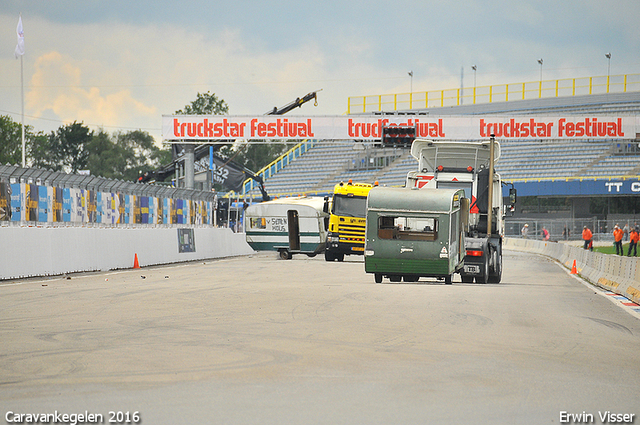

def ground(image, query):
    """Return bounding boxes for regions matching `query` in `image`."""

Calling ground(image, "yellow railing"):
[238,139,316,196]
[347,74,640,114]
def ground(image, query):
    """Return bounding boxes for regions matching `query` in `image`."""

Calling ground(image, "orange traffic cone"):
[133,253,140,269]
[570,259,577,274]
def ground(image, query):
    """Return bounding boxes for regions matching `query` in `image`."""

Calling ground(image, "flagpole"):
[21,53,25,168]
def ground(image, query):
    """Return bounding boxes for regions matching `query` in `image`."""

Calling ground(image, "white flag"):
[14,15,25,59]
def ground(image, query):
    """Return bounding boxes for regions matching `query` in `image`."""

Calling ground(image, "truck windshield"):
[333,195,367,218]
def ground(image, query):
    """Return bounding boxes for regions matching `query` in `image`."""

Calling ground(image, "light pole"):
[408,71,413,108]
[471,65,477,88]
[537,58,543,81]
[605,53,611,93]
[471,65,477,104]
[537,59,543,97]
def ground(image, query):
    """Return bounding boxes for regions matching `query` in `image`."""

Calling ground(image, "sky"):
[1,0,639,145]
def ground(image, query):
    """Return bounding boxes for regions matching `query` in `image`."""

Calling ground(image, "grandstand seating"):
[244,137,639,199]
[242,92,640,198]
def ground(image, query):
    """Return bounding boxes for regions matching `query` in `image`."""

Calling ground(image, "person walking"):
[623,223,630,241]
[521,223,529,239]
[613,224,624,256]
[582,226,593,251]
[628,227,638,257]
[541,227,550,241]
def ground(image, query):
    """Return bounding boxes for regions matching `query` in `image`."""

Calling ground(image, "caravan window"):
[378,215,438,241]
[250,217,266,229]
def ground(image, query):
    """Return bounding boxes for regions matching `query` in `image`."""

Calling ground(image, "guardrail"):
[0,164,217,226]
[504,237,640,305]
[347,73,640,114]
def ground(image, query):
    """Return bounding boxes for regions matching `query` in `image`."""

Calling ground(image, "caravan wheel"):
[279,249,292,260]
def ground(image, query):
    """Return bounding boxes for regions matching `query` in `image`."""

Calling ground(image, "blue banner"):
[10,183,21,222]
[505,178,640,197]
[38,186,48,222]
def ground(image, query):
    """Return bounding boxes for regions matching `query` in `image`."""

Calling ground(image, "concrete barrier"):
[0,226,255,280]
[504,237,640,305]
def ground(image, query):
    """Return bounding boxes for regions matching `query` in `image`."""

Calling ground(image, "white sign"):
[162,115,640,142]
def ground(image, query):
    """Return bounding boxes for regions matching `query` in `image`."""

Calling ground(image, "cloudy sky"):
[1,0,639,144]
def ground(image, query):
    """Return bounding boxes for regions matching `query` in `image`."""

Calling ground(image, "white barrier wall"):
[0,226,255,280]
[504,238,640,305]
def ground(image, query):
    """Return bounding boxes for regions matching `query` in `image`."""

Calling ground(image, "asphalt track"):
[1,249,639,425]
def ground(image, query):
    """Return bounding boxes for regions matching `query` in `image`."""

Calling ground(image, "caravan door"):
[287,210,301,251]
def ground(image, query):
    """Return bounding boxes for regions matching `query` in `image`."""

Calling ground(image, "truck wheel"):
[324,251,334,261]
[476,258,489,284]
[389,275,401,282]
[403,275,419,282]
[279,249,292,260]
[444,274,452,285]
[374,273,383,283]
[461,275,474,283]
[306,253,317,258]
[487,252,502,283]
[336,253,345,262]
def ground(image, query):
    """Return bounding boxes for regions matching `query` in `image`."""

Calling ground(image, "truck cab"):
[406,139,511,283]
[325,180,376,262]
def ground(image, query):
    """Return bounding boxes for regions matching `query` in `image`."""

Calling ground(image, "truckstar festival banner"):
[162,115,640,141]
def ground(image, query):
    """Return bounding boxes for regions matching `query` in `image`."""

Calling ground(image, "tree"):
[84,130,124,179]
[85,129,170,181]
[0,115,23,165]
[30,121,93,173]
[175,91,229,115]
[57,121,92,173]
[0,115,45,166]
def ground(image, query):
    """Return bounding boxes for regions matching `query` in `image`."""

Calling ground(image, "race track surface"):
[1,250,638,424]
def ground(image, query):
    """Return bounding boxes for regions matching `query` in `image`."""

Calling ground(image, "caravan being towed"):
[245,196,329,260]
[364,187,467,284]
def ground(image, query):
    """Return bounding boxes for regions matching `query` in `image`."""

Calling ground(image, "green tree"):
[57,121,92,173]
[175,91,229,115]
[0,115,46,167]
[0,115,23,165]
[27,131,53,169]
[31,121,93,173]
[85,129,170,181]
[114,130,165,181]
[84,130,123,179]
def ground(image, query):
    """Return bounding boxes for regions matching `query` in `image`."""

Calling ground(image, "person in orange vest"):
[628,227,639,257]
[582,226,593,251]
[613,224,624,255]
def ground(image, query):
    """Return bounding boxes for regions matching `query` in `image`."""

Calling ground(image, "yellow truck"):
[325,180,377,261]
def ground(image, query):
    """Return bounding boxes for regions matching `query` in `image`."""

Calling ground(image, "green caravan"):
[364,187,467,284]
[245,196,329,260]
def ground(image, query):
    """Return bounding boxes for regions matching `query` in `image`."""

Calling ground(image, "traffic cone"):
[570,259,577,274]
[133,253,140,269]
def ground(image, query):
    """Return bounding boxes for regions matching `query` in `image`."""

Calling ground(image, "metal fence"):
[347,73,640,114]
[505,217,640,243]
[0,164,217,227]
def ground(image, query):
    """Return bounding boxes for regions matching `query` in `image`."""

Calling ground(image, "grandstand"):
[242,91,640,201]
